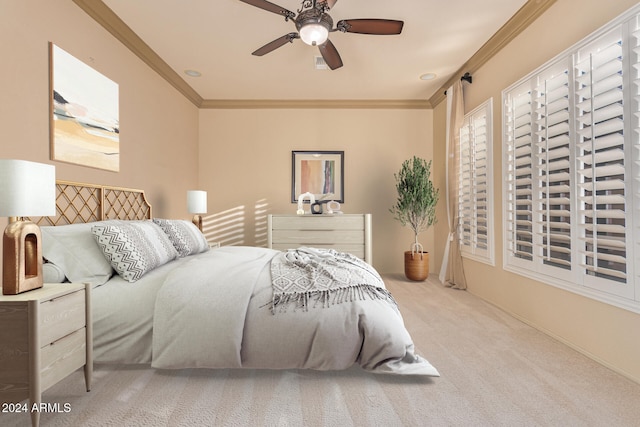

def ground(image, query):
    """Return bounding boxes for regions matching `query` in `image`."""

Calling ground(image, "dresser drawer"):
[40,328,86,391]
[271,215,365,231]
[39,289,85,347]
[271,243,365,259]
[272,229,364,245]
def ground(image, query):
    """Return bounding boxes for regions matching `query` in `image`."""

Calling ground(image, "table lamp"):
[187,190,207,231]
[0,159,56,294]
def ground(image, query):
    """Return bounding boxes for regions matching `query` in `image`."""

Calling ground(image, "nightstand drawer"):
[40,328,86,391]
[39,289,85,347]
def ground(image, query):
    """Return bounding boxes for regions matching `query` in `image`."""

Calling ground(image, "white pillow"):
[152,219,209,257]
[43,262,66,283]
[91,221,178,283]
[41,222,116,287]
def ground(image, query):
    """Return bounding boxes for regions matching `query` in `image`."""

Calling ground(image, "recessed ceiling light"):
[184,69,201,77]
[420,73,436,81]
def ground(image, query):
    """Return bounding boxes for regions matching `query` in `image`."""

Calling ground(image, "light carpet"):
[4,274,640,426]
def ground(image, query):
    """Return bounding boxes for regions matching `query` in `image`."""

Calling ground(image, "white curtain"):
[439,80,467,289]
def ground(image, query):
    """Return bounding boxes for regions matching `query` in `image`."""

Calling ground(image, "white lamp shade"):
[299,23,329,46]
[0,159,56,217]
[187,190,207,214]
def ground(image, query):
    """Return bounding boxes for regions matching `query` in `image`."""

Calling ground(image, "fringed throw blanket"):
[270,247,395,312]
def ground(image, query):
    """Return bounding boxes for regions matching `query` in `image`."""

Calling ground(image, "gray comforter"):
[150,246,438,376]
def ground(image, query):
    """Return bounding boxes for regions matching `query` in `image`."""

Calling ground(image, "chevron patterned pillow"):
[152,219,209,257]
[91,221,178,282]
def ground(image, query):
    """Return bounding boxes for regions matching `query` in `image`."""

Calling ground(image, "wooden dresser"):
[0,283,92,427]
[267,214,372,263]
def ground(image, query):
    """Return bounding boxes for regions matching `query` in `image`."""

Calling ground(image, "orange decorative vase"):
[404,251,429,281]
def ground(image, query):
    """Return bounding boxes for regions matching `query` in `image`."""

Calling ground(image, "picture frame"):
[49,43,120,172]
[292,150,344,203]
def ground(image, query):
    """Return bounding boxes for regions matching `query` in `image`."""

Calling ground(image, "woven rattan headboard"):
[27,180,152,226]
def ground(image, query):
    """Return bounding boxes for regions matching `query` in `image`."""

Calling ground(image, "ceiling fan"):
[239,0,404,70]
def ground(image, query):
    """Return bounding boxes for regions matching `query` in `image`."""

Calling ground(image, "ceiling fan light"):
[300,23,329,46]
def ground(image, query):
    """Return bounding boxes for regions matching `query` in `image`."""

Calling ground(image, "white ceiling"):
[101,0,528,101]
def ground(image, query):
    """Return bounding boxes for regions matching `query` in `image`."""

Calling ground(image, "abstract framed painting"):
[49,43,119,172]
[292,150,344,203]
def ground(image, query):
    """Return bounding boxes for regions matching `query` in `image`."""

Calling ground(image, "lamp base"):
[192,215,203,232]
[3,220,44,295]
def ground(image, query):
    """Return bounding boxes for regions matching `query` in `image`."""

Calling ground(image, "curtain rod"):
[444,72,472,95]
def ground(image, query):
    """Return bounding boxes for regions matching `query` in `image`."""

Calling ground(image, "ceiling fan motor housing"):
[296,9,333,46]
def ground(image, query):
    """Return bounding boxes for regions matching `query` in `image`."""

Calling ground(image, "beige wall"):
[433,0,640,383]
[0,0,200,264]
[198,108,434,273]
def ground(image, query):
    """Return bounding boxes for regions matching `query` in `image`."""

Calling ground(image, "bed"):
[30,181,439,377]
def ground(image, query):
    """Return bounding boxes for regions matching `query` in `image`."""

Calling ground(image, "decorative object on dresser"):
[326,200,342,214]
[292,150,344,203]
[296,191,316,215]
[267,213,372,264]
[390,157,439,281]
[0,283,92,427]
[187,190,207,231]
[0,160,56,295]
[310,201,323,215]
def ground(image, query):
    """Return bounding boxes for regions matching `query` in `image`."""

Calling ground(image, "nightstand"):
[0,283,92,427]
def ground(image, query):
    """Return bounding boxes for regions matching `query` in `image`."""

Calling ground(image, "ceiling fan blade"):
[318,40,343,70]
[239,0,295,19]
[252,33,299,56]
[337,19,404,35]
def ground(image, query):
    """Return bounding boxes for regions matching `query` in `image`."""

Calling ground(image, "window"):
[458,99,494,265]
[503,5,640,312]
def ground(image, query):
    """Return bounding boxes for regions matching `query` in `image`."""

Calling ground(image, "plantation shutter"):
[458,100,492,261]
[534,65,572,273]
[505,84,534,263]
[634,19,640,296]
[574,26,632,296]
[473,110,489,254]
[458,118,473,249]
[503,5,640,308]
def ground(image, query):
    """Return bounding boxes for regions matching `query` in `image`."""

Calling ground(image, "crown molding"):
[199,99,431,109]
[428,0,557,107]
[72,0,203,107]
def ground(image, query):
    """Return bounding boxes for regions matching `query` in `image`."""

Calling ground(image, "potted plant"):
[390,156,439,281]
